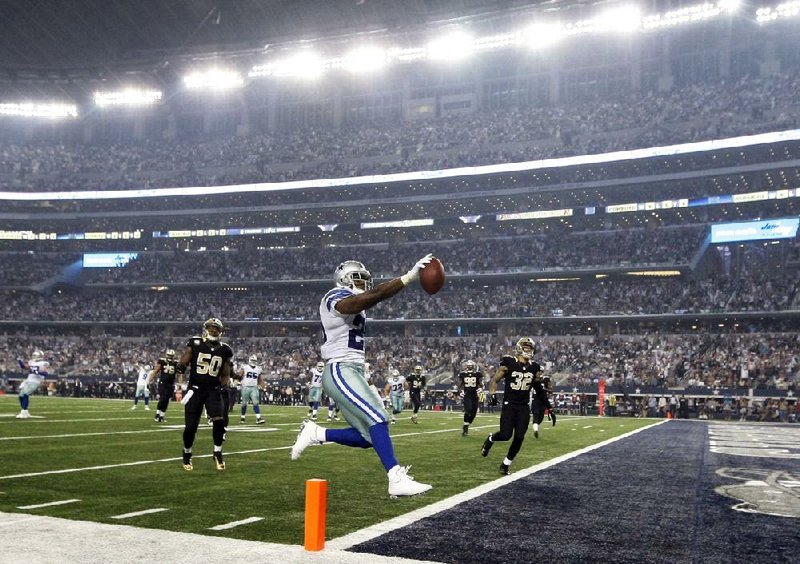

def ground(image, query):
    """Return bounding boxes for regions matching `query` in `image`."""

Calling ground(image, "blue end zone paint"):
[349,422,798,563]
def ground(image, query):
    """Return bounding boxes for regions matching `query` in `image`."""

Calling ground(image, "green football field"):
[0,395,655,545]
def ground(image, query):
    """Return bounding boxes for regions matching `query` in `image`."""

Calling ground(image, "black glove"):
[489,394,498,406]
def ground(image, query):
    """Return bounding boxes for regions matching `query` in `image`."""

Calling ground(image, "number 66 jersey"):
[320,287,366,363]
[187,336,234,388]
[499,355,545,405]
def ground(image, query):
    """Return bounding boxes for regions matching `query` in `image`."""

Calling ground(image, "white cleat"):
[144,406,150,411]
[130,405,137,410]
[15,412,28,419]
[291,420,322,461]
[388,465,432,497]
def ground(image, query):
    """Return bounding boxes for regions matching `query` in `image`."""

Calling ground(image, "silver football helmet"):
[32,350,44,361]
[515,337,536,359]
[203,318,224,342]
[249,355,258,366]
[464,360,476,373]
[334,260,373,294]
[165,349,175,361]
[316,361,325,371]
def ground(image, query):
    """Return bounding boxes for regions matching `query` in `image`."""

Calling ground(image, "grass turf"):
[0,395,656,545]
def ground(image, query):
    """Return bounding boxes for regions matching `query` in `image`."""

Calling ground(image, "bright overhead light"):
[595,5,642,32]
[0,102,78,118]
[341,46,387,72]
[523,23,565,48]
[183,69,244,90]
[427,31,474,61]
[270,51,325,78]
[94,89,162,107]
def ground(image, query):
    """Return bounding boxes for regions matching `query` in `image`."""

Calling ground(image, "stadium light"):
[183,69,244,90]
[595,5,642,33]
[756,1,800,23]
[427,31,474,61]
[250,51,325,78]
[339,46,388,72]
[93,89,162,108]
[523,24,566,48]
[0,102,78,118]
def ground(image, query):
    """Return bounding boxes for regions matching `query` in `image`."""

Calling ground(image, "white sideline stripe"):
[0,417,155,424]
[111,508,170,520]
[208,516,264,530]
[0,429,176,441]
[18,499,81,510]
[326,419,668,551]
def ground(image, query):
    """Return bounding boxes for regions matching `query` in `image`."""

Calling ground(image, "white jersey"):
[137,369,149,385]
[241,364,262,388]
[26,360,50,384]
[388,375,405,397]
[320,286,366,363]
[309,368,324,389]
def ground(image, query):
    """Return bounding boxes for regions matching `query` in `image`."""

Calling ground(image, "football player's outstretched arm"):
[335,254,433,315]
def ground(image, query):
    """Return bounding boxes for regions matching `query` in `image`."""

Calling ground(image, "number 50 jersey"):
[186,336,234,388]
[499,355,543,405]
[319,287,366,363]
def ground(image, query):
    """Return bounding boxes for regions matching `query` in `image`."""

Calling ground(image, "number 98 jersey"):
[499,355,542,405]
[186,336,234,387]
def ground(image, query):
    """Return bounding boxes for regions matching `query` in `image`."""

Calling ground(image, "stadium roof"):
[0,0,583,74]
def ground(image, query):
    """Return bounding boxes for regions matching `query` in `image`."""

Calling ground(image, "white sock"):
[314,426,327,442]
[533,423,539,432]
[503,457,512,466]
[183,448,192,454]
[213,445,222,453]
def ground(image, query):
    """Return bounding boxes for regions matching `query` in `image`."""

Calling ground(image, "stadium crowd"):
[2,332,797,397]
[1,73,798,194]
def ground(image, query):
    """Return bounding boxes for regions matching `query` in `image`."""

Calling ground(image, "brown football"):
[419,257,445,295]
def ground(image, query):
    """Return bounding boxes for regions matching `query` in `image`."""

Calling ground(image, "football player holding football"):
[290,256,434,497]
[481,337,551,475]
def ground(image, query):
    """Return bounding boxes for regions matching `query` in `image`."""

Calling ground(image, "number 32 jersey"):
[320,287,366,364]
[499,355,544,405]
[186,336,233,387]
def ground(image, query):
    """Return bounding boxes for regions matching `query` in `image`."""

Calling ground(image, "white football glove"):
[400,253,433,286]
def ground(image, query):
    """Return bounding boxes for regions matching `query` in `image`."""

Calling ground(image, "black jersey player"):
[481,337,550,475]
[458,360,484,436]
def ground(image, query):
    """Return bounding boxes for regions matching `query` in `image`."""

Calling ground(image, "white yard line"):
[111,508,170,520]
[18,499,81,510]
[208,516,264,530]
[326,420,667,551]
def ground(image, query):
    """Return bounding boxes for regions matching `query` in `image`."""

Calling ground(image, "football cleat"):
[144,406,150,411]
[499,463,510,476]
[534,429,539,439]
[391,419,396,425]
[240,417,246,423]
[130,405,137,410]
[327,416,333,421]
[182,452,193,471]
[481,435,493,457]
[291,420,322,460]
[213,451,226,471]
[334,415,340,421]
[311,414,318,421]
[411,414,418,424]
[388,466,432,497]
[256,418,265,425]
[207,418,213,426]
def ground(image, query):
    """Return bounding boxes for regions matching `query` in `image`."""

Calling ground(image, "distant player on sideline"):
[481,338,549,475]
[179,318,233,471]
[406,365,427,424]
[131,364,151,411]
[384,369,407,424]
[239,355,265,424]
[16,350,50,419]
[291,257,434,497]
[148,349,180,422]
[458,360,484,436]
[307,361,324,421]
